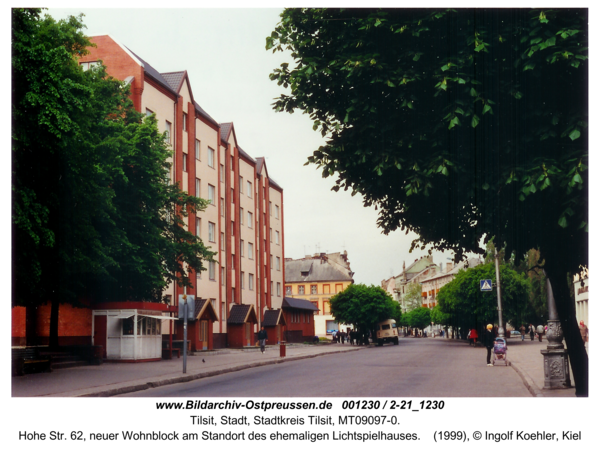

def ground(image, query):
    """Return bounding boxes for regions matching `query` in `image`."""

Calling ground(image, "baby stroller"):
[492,338,510,366]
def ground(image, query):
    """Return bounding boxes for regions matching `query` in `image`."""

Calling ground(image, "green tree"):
[405,307,431,335]
[402,281,422,312]
[268,8,588,395]
[437,263,530,336]
[12,9,215,348]
[329,284,398,338]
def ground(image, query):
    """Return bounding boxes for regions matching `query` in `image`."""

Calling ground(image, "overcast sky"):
[43,7,481,285]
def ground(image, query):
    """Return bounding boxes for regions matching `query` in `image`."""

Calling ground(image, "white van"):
[375,319,399,346]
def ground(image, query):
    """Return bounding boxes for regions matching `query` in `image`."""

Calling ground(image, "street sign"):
[480,279,493,291]
[178,295,195,320]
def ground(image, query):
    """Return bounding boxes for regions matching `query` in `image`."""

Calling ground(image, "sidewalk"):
[11,343,362,397]
[12,338,577,397]
[432,335,576,397]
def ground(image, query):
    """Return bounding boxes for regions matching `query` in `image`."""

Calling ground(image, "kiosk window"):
[122,317,134,335]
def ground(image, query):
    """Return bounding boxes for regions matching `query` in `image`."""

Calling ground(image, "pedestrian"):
[529,324,535,341]
[519,324,526,341]
[579,320,589,350]
[483,324,495,366]
[258,326,268,354]
[332,330,337,343]
[469,328,478,346]
[340,331,345,344]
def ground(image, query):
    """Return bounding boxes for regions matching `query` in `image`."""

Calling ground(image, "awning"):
[115,312,135,319]
[137,314,176,321]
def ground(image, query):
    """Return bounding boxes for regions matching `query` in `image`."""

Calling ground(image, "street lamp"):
[494,250,504,338]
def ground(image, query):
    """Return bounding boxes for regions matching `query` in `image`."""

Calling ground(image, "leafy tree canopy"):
[267,8,587,269]
[329,284,399,332]
[12,8,215,308]
[405,306,431,331]
[268,7,588,395]
[436,262,530,331]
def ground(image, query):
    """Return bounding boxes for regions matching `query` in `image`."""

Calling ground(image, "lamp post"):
[540,277,571,389]
[494,250,504,338]
[183,293,188,374]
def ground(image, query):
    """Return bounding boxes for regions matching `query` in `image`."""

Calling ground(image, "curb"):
[74,347,364,397]
[510,362,544,397]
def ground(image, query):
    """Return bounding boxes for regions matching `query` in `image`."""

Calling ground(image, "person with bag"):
[258,326,268,354]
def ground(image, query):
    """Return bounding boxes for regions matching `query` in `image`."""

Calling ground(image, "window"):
[220,232,225,250]
[276,256,280,271]
[208,185,215,204]
[240,240,244,257]
[195,178,201,197]
[286,286,292,295]
[208,147,215,168]
[240,208,244,225]
[270,228,273,242]
[195,139,201,160]
[220,198,225,216]
[209,261,216,280]
[221,301,226,321]
[324,300,331,314]
[247,181,252,197]
[269,201,272,215]
[311,285,318,295]
[220,164,224,183]
[298,285,305,295]
[80,61,100,71]
[336,284,343,293]
[248,242,253,259]
[182,112,187,131]
[231,188,234,201]
[208,222,215,242]
[247,211,253,228]
[231,221,235,236]
[231,254,235,270]
[271,281,273,296]
[241,272,245,289]
[277,282,281,297]
[196,218,201,237]
[165,121,172,143]
[221,267,225,285]
[145,108,153,117]
[270,254,273,267]
[275,204,280,219]
[311,301,319,313]
[275,230,280,245]
[249,273,254,291]
[324,284,331,294]
[239,177,243,195]
[182,153,188,172]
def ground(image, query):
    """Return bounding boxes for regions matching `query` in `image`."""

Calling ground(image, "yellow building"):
[284,252,354,336]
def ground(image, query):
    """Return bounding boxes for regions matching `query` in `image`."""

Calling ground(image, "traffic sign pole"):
[495,250,504,338]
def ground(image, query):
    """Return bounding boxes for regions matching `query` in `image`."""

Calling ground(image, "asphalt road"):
[118,338,532,397]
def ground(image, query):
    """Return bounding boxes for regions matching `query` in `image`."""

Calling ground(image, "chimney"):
[446,262,453,273]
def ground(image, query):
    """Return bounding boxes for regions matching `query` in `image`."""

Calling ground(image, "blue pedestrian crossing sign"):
[480,279,493,291]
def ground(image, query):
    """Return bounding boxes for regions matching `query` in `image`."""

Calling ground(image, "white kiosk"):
[92,302,175,361]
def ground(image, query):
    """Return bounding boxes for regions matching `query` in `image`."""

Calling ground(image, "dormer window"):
[301,271,309,277]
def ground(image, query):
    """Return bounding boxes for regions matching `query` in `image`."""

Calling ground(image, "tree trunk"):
[544,260,588,397]
[49,299,59,351]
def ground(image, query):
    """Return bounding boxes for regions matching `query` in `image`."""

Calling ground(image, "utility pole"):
[183,289,188,374]
[494,250,504,338]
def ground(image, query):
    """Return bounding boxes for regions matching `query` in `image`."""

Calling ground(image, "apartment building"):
[11,35,285,354]
[284,252,354,336]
